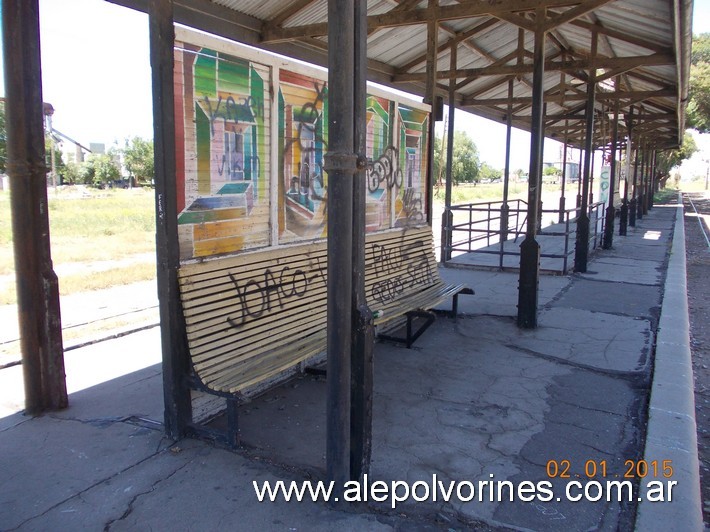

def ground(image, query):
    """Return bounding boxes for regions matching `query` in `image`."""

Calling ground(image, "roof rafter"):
[395,52,675,82]
[261,0,585,43]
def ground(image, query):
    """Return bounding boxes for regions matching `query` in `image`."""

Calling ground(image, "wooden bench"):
[177,226,473,445]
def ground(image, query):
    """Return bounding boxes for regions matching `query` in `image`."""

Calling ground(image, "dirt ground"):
[681,190,710,526]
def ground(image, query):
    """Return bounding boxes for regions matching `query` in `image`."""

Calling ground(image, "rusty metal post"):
[637,141,645,220]
[576,146,583,207]
[517,15,545,329]
[3,0,67,414]
[559,123,568,224]
[350,0,373,483]
[501,78,514,242]
[149,0,192,439]
[648,150,656,209]
[574,31,597,273]
[643,147,650,211]
[603,96,619,249]
[441,37,456,264]
[620,109,633,235]
[425,2,439,225]
[629,141,638,227]
[326,0,356,492]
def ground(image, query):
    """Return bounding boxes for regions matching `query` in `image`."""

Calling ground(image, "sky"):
[1,0,709,173]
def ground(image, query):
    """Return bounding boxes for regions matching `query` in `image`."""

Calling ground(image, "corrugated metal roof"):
[115,0,692,149]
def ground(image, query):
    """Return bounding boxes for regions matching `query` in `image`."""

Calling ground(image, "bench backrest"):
[178,226,441,394]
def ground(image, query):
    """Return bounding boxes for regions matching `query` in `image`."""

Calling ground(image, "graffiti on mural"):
[367,145,403,193]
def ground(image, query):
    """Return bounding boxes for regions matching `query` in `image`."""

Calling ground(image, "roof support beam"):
[262,0,584,43]
[462,88,676,106]
[393,53,675,82]
[574,29,598,273]
[517,9,547,330]
[543,0,615,31]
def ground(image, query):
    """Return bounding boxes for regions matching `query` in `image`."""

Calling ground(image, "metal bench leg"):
[379,310,435,349]
[226,397,240,449]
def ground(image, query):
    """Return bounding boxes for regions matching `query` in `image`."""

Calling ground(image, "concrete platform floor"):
[0,201,701,531]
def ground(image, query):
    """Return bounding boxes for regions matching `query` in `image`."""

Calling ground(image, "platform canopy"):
[110,0,692,150]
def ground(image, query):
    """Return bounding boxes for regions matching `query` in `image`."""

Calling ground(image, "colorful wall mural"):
[174,39,272,260]
[278,70,329,242]
[174,29,430,262]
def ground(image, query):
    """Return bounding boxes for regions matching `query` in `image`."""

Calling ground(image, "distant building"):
[544,161,580,181]
[89,143,106,155]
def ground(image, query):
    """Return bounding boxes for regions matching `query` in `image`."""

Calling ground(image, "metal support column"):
[576,147,583,208]
[517,15,546,329]
[3,0,67,414]
[350,0,373,483]
[441,38,456,264]
[574,31,597,273]
[642,144,650,215]
[637,141,645,220]
[149,0,192,438]
[559,123,568,224]
[629,142,638,227]
[537,103,547,232]
[603,96,619,249]
[649,150,656,208]
[425,4,438,225]
[501,78,514,243]
[326,0,356,492]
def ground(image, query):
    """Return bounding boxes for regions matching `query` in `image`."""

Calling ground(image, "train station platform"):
[0,195,701,531]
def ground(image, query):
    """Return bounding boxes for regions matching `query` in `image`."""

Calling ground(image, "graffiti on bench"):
[369,240,434,304]
[226,257,327,329]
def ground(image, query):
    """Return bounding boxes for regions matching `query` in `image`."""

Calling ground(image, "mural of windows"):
[395,105,429,228]
[173,28,431,262]
[174,34,271,260]
[278,69,329,242]
[364,95,395,233]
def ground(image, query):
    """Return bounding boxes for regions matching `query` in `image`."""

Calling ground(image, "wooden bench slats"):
[192,309,326,369]
[179,228,427,287]
[181,258,439,338]
[198,324,325,384]
[178,225,472,395]
[180,246,440,339]
[209,330,328,393]
[179,228,430,290]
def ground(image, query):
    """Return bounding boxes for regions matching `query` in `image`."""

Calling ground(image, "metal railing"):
[443,199,607,274]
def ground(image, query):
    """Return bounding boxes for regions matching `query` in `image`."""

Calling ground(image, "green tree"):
[479,162,502,182]
[44,137,67,185]
[123,136,154,186]
[691,33,710,65]
[63,161,82,185]
[654,131,698,186]
[688,33,710,132]
[451,131,480,185]
[88,153,120,186]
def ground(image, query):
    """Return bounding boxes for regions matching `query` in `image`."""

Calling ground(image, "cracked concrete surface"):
[1,203,692,531]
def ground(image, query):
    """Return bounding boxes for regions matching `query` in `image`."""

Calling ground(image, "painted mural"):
[174,41,271,260]
[395,105,429,227]
[278,70,329,242]
[174,29,430,262]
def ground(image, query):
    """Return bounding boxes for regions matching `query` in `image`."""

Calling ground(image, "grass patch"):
[653,187,680,204]
[0,262,156,306]
[433,182,530,204]
[0,187,155,276]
